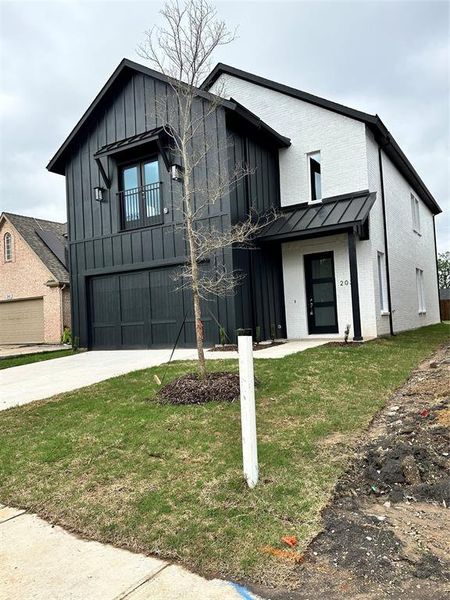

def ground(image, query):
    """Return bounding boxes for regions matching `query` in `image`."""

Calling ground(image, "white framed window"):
[416,268,426,314]
[411,194,421,234]
[377,251,389,313]
[308,151,321,202]
[4,232,12,262]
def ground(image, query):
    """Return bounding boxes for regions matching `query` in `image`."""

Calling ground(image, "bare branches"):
[137,0,262,374]
[177,263,246,299]
[192,208,278,262]
[137,0,236,86]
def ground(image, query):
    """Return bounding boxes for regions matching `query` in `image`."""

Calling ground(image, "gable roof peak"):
[201,63,440,215]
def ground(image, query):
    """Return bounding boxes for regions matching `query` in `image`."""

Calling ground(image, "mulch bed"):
[158,371,241,405]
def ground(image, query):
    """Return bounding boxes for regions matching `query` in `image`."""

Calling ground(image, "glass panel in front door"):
[305,253,338,334]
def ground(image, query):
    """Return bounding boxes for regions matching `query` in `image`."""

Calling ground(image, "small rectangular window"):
[416,268,426,313]
[411,194,420,233]
[377,251,388,313]
[308,151,321,201]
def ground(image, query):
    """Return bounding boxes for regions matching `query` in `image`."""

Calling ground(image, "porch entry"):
[304,251,338,334]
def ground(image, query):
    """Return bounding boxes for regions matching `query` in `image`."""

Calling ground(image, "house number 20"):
[339,280,349,286]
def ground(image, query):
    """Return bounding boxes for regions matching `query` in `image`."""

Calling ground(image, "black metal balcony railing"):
[118,182,162,230]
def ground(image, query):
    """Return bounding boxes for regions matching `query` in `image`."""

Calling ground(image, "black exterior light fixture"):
[170,163,183,182]
[94,186,104,202]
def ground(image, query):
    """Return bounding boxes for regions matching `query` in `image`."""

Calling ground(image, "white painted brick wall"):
[211,73,440,337]
[366,131,391,336]
[282,234,377,340]
[366,133,440,332]
[211,75,369,205]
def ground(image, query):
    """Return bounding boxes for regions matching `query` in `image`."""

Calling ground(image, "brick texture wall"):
[366,131,440,333]
[210,74,369,206]
[211,73,440,338]
[282,234,377,340]
[0,219,65,343]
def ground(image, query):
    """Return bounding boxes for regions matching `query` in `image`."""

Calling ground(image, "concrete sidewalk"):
[0,505,261,600]
[0,344,69,358]
[0,340,329,411]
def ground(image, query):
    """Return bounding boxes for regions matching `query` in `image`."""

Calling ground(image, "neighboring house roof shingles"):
[2,212,69,284]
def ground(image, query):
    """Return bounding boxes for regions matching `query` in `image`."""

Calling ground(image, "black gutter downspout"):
[348,227,363,341]
[433,215,442,322]
[378,141,395,336]
[243,136,257,336]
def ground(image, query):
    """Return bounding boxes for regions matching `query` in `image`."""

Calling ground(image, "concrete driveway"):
[0,344,68,358]
[0,349,197,411]
[0,340,329,412]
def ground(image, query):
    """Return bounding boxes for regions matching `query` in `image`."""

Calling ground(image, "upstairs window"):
[411,194,420,233]
[119,158,161,230]
[308,151,321,202]
[377,251,388,313]
[4,232,12,262]
[416,268,426,314]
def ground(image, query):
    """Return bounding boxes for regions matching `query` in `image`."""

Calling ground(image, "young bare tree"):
[137,0,275,377]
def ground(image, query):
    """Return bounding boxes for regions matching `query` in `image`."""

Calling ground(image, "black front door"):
[304,252,338,334]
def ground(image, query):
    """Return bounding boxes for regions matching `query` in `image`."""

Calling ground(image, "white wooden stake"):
[238,334,258,488]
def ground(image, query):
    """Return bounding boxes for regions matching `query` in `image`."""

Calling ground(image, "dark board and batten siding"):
[65,68,285,348]
[66,70,235,348]
[227,122,286,340]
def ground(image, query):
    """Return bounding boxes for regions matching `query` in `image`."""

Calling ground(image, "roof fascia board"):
[202,64,440,215]
[47,59,288,174]
[202,63,378,125]
[47,59,233,175]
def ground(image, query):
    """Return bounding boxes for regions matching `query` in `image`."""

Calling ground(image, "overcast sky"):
[0,0,448,250]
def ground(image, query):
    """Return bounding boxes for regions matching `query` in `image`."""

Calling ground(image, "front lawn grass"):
[0,348,76,370]
[0,323,448,586]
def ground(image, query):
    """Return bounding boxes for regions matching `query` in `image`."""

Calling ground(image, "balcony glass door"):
[143,160,160,218]
[120,158,161,230]
[122,165,140,227]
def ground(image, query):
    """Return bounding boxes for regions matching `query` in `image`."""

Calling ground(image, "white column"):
[238,334,258,488]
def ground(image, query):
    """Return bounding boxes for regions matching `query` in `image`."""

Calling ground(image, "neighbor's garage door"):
[89,268,214,349]
[0,298,44,344]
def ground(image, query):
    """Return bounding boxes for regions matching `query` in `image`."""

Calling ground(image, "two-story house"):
[47,59,441,349]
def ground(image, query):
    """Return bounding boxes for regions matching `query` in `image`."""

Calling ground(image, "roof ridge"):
[200,63,440,215]
[2,211,66,226]
[201,62,378,124]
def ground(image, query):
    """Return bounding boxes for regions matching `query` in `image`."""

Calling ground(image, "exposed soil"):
[209,341,285,352]
[247,343,450,600]
[157,371,240,405]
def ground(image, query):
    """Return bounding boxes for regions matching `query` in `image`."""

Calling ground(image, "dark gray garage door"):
[89,268,214,349]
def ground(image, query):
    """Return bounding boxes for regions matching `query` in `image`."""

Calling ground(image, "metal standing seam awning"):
[257,190,377,242]
[257,189,377,343]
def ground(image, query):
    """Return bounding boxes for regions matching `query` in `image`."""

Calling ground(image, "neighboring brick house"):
[46,59,441,349]
[0,213,70,344]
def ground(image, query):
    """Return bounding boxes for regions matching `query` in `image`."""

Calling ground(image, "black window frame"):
[118,153,163,231]
[308,151,321,202]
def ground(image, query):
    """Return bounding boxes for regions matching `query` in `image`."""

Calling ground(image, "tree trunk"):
[183,161,206,378]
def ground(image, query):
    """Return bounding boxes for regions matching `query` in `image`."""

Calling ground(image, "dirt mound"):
[341,400,450,504]
[158,371,240,405]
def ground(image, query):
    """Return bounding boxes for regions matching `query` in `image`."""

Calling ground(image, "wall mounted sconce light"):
[94,186,104,202]
[171,164,183,181]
